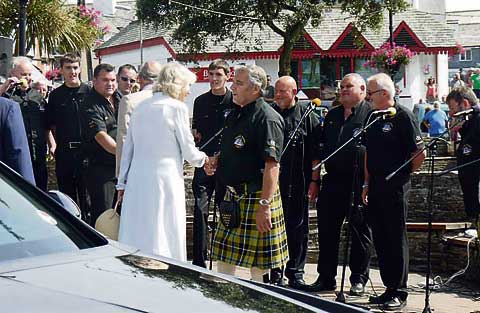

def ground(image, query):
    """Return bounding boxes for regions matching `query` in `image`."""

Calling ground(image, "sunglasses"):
[120,76,136,84]
[367,89,384,97]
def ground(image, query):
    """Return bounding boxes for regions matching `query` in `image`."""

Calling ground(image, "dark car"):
[0,161,367,313]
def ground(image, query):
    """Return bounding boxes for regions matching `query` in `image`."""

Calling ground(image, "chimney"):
[93,0,117,16]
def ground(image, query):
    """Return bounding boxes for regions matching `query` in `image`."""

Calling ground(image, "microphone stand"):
[281,101,318,157]
[384,118,463,313]
[311,113,383,304]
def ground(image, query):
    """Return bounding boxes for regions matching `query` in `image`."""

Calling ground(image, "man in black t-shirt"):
[362,73,425,311]
[191,59,233,268]
[46,53,90,219]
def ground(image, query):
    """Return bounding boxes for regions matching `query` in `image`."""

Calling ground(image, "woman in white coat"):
[116,63,210,261]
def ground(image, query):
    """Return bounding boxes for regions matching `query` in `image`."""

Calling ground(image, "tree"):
[137,0,409,75]
[0,0,107,55]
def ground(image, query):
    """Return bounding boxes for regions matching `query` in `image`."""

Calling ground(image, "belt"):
[68,141,82,149]
[228,181,262,195]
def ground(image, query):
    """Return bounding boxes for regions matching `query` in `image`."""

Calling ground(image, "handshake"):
[204,154,219,176]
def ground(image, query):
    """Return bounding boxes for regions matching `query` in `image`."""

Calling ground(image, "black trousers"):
[458,168,480,218]
[32,160,48,191]
[316,174,372,285]
[85,163,116,227]
[367,176,410,299]
[192,168,216,268]
[274,180,309,281]
[55,149,90,221]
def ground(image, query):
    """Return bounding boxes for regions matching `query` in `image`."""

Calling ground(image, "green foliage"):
[137,0,409,75]
[0,0,106,54]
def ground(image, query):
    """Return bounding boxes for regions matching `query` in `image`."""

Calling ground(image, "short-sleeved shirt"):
[365,104,424,180]
[423,108,448,136]
[80,88,121,166]
[471,73,480,90]
[313,100,372,177]
[46,83,90,147]
[192,89,233,155]
[217,97,284,187]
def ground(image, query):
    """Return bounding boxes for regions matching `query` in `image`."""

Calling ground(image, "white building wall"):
[100,45,172,69]
[436,53,450,100]
[255,59,280,81]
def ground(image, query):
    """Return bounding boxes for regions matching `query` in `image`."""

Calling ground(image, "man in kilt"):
[205,65,289,281]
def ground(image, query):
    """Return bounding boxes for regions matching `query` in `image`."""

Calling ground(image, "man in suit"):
[0,96,35,183]
[116,61,162,175]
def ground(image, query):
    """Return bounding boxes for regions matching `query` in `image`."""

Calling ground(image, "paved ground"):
[211,263,480,313]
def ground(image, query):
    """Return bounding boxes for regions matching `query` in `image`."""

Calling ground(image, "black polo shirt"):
[217,97,284,187]
[192,89,233,155]
[46,83,90,148]
[313,100,372,177]
[457,105,480,166]
[365,103,424,179]
[274,100,319,181]
[80,88,121,166]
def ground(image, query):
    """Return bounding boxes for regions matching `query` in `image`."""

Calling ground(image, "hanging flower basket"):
[364,42,415,78]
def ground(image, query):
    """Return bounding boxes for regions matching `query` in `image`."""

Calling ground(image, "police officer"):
[191,59,233,268]
[270,76,318,289]
[446,87,480,231]
[46,53,91,219]
[0,57,55,191]
[206,65,289,282]
[362,73,425,310]
[307,73,372,295]
[81,63,121,226]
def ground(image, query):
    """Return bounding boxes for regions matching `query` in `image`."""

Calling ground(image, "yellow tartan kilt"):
[211,186,289,270]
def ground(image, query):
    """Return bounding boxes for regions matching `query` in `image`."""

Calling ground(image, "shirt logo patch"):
[382,123,393,133]
[353,127,362,137]
[462,144,472,156]
[233,135,246,149]
[267,139,278,152]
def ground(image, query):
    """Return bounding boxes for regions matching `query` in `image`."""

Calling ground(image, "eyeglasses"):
[367,89,384,97]
[120,76,136,84]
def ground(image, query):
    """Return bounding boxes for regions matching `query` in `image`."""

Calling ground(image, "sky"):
[445,0,480,12]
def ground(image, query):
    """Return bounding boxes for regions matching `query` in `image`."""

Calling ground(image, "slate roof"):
[455,23,480,47]
[97,7,456,55]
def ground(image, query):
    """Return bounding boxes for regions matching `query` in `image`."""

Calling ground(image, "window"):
[459,49,472,62]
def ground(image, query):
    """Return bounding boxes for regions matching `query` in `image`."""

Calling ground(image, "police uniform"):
[211,97,289,269]
[364,103,424,300]
[5,88,48,190]
[81,88,121,226]
[46,83,91,217]
[272,100,318,283]
[191,89,233,268]
[456,104,480,220]
[312,101,373,288]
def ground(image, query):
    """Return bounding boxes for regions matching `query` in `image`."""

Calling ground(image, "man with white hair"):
[116,60,162,175]
[361,73,425,310]
[0,56,53,190]
[308,73,373,295]
[206,65,289,282]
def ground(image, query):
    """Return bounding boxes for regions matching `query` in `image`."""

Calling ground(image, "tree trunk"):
[278,38,294,76]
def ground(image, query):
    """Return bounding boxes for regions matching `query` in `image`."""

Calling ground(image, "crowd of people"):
[1,53,479,312]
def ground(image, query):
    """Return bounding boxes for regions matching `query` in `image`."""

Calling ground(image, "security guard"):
[308,73,372,295]
[191,59,233,268]
[81,63,121,226]
[0,57,53,191]
[46,53,90,219]
[446,87,480,230]
[270,76,319,289]
[362,73,425,310]
[207,65,289,282]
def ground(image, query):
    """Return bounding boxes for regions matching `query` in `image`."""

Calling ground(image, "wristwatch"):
[259,198,271,206]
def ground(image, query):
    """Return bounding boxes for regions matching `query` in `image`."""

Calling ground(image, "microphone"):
[371,107,396,117]
[311,98,322,107]
[13,78,29,89]
[453,108,474,117]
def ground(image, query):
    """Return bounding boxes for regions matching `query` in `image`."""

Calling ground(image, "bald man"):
[307,73,373,296]
[270,76,319,289]
[116,60,162,175]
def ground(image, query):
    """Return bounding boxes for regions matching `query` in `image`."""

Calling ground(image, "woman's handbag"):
[218,191,241,229]
[95,201,120,240]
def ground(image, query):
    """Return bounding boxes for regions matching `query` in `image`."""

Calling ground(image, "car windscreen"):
[0,172,105,262]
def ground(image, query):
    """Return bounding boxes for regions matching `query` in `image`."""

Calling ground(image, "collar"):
[142,83,154,91]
